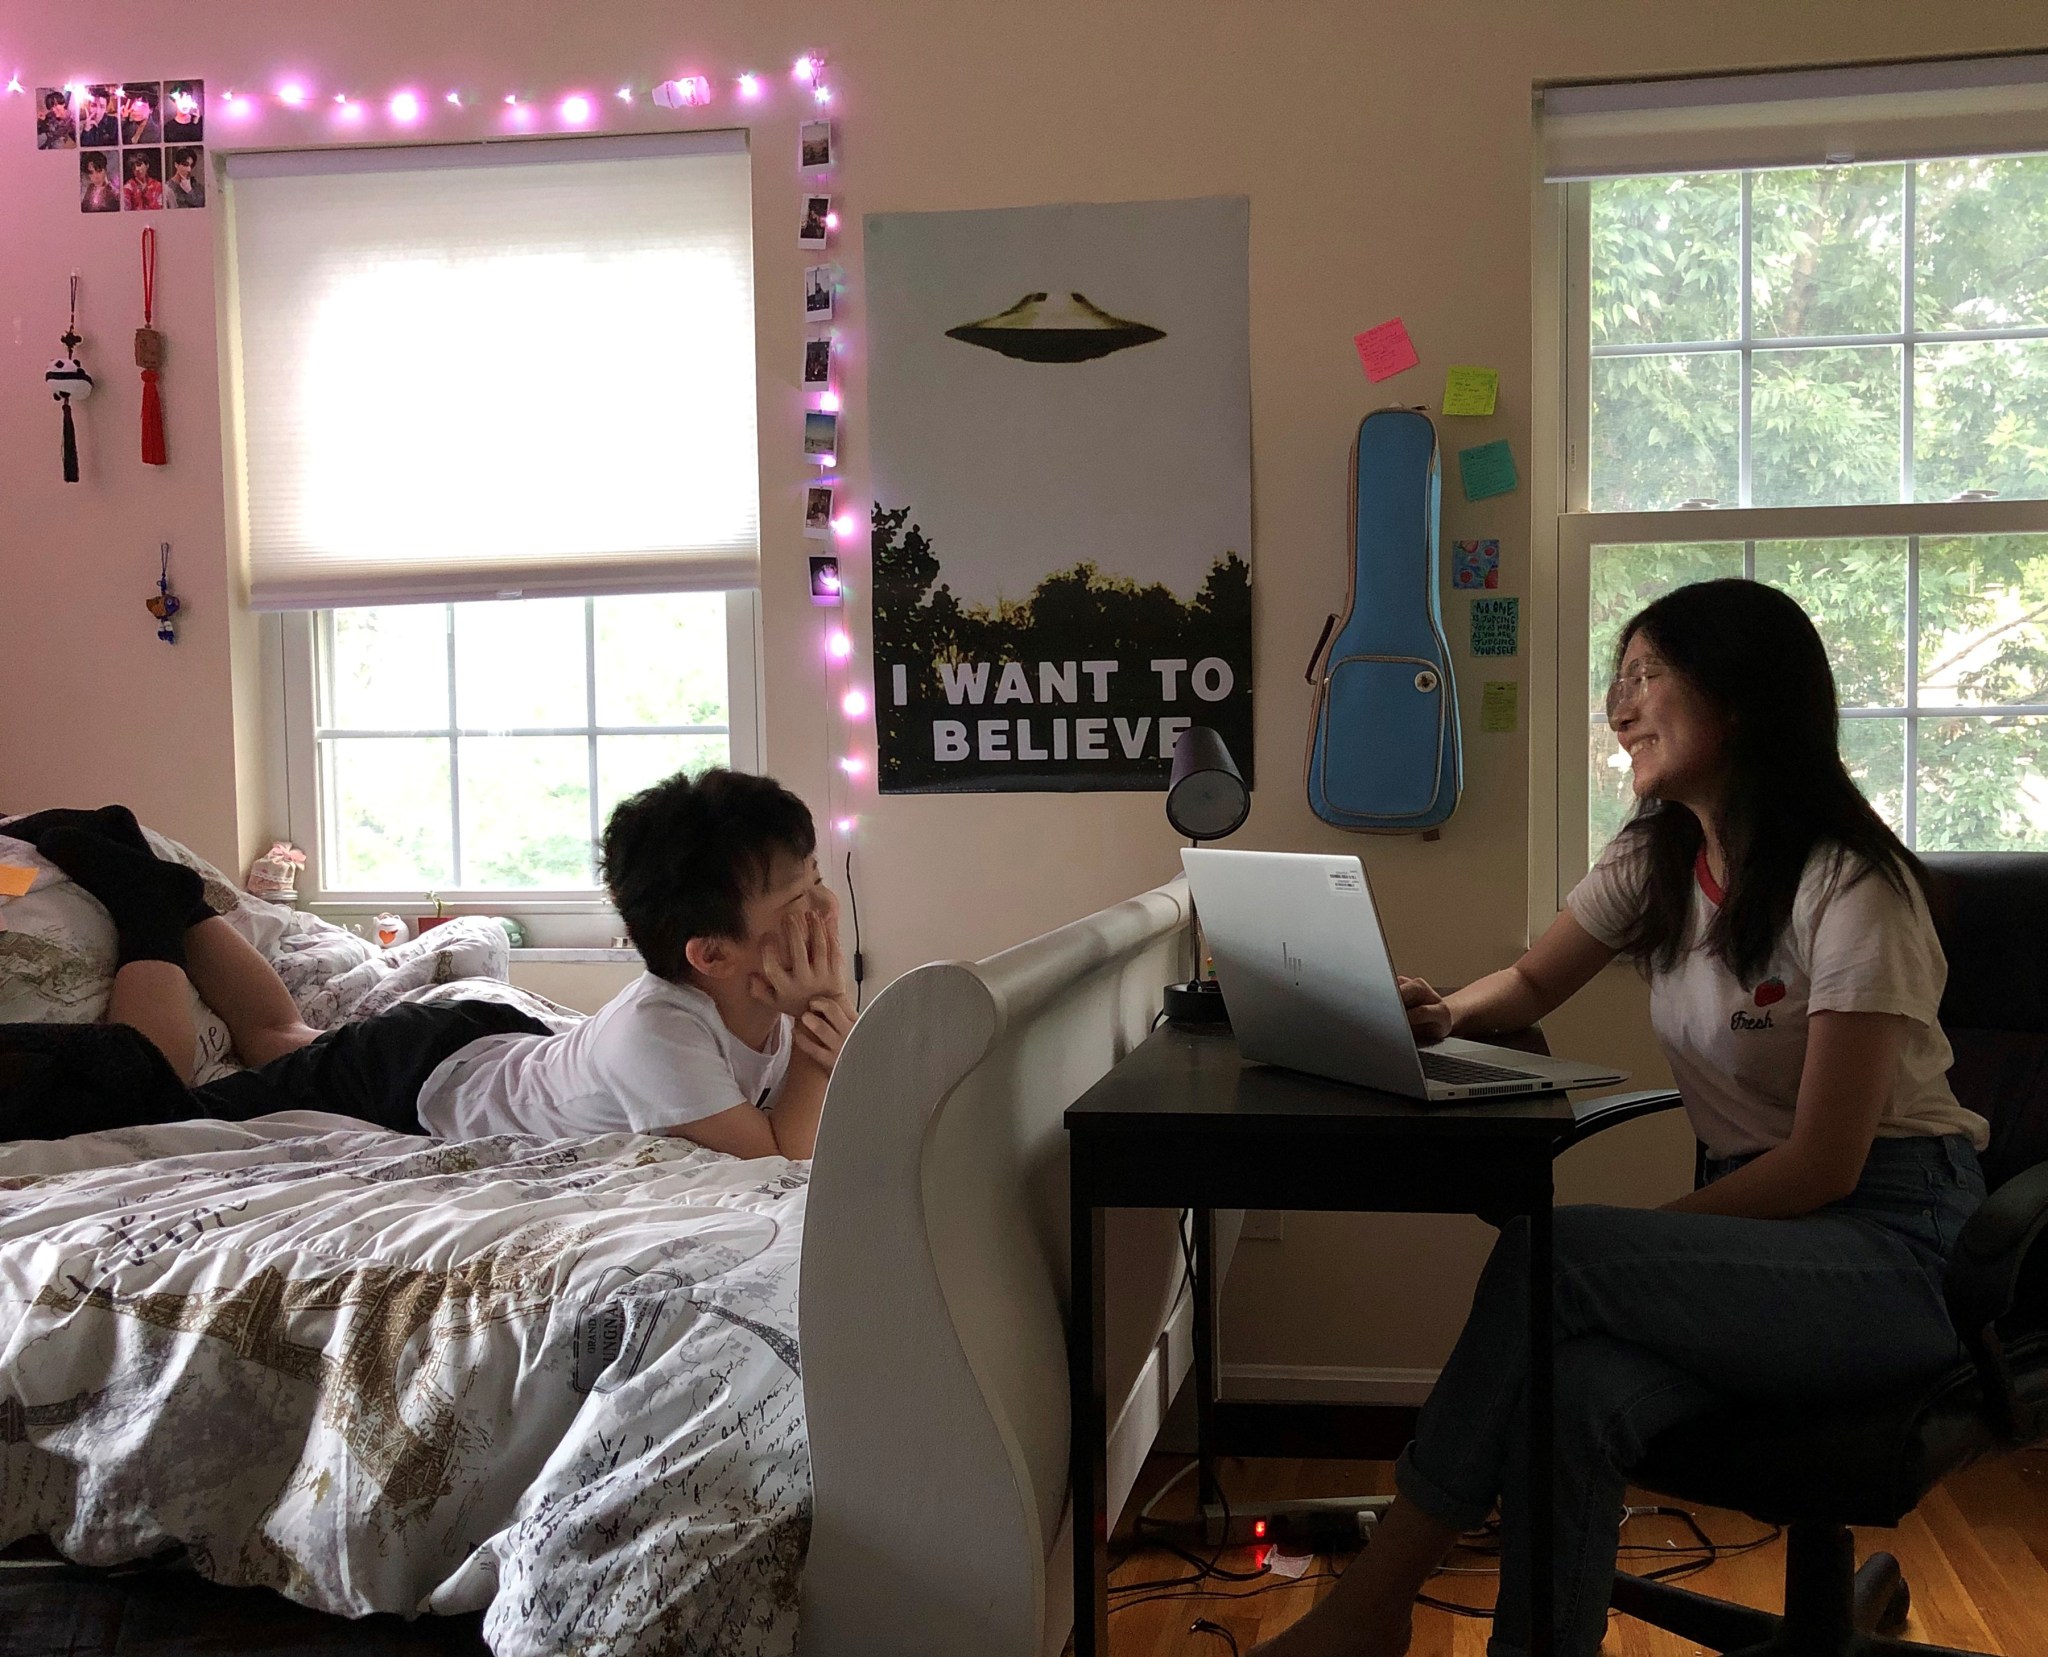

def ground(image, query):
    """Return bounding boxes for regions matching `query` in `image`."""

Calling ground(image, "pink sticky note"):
[1354,318,1419,382]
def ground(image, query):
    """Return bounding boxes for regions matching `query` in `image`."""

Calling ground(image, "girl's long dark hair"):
[1608,579,1928,984]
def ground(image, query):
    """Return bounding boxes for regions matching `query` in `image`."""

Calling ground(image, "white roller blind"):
[1541,53,2048,181]
[227,132,758,610]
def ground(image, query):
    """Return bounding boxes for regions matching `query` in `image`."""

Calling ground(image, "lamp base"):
[1163,978,1230,1026]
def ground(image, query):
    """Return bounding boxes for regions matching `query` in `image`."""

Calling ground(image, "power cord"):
[844,850,865,1011]
[1190,1618,1240,1655]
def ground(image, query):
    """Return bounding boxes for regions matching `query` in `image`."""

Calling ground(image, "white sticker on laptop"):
[1329,867,1363,892]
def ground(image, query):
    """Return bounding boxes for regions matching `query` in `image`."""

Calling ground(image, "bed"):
[0,819,1210,1655]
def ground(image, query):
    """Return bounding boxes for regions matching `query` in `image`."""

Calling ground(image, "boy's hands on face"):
[794,991,855,1072]
[754,906,848,1018]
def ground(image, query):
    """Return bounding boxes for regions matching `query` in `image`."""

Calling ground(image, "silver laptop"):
[1182,849,1628,1102]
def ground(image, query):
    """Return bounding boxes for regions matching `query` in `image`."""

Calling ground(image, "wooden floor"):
[1100,1449,2048,1656]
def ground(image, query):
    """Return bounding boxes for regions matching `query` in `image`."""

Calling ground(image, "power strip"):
[1148,1494,1392,1550]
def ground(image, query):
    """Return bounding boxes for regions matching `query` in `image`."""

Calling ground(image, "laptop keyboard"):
[1419,1051,1545,1087]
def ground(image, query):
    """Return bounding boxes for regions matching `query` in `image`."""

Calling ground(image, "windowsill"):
[510,947,642,964]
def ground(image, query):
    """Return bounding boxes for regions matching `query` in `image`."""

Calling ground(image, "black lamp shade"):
[1165,727,1249,841]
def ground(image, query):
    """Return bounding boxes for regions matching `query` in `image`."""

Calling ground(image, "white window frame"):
[1548,174,2048,918]
[269,591,764,946]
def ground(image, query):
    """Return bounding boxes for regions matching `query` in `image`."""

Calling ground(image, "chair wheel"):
[1880,1578,1911,1636]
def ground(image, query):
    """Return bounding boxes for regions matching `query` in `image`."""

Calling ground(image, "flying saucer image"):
[945,291,1166,363]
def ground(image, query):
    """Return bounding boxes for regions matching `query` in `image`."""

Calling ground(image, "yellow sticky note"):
[0,864,37,898]
[1443,365,1500,417]
[1481,681,1520,734]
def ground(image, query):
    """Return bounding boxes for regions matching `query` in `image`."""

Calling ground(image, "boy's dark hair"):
[600,768,816,981]
[85,154,108,174]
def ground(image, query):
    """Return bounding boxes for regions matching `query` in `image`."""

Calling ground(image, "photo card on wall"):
[166,145,206,208]
[118,82,162,145]
[80,150,120,213]
[799,194,832,249]
[800,120,835,171]
[164,79,205,144]
[804,264,835,321]
[809,556,844,606]
[36,89,79,150]
[803,334,833,386]
[80,86,120,148]
[121,147,165,211]
[805,484,836,538]
[804,410,840,464]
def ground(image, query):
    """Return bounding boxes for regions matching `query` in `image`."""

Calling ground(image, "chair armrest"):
[1944,1160,2048,1443]
[1562,1088,1684,1151]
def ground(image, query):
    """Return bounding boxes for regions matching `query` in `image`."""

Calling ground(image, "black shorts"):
[0,1000,551,1142]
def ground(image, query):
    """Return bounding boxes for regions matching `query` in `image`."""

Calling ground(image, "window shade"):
[1541,53,2048,181]
[227,132,758,610]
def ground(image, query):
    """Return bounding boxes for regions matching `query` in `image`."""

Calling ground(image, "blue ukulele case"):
[1304,408,1463,833]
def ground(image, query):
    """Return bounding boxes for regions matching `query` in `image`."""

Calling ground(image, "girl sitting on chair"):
[1255,578,1987,1657]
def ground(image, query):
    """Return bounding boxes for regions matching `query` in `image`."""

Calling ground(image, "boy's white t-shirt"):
[415,973,791,1141]
[1567,834,1988,1161]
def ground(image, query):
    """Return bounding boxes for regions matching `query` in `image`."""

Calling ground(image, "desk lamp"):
[1162,726,1248,1024]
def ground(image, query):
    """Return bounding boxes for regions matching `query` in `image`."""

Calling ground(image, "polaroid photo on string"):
[80,85,120,148]
[164,79,204,145]
[37,89,79,150]
[118,82,162,145]
[805,484,836,539]
[803,334,833,387]
[805,264,836,321]
[804,410,840,464]
[799,194,832,250]
[800,120,834,171]
[809,556,843,606]
[80,150,120,213]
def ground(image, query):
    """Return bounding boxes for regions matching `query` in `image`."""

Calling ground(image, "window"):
[229,132,763,926]
[1558,148,2048,893]
[283,593,759,903]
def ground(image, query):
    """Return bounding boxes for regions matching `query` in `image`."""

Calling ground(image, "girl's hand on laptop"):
[1398,976,1454,1044]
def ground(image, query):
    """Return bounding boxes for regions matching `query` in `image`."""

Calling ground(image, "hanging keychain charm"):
[136,228,167,466]
[44,273,93,484]
[147,541,182,643]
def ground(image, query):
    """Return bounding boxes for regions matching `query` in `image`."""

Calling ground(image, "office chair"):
[1569,851,2048,1656]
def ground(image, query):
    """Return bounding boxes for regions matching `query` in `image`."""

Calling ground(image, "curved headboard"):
[798,878,1192,1657]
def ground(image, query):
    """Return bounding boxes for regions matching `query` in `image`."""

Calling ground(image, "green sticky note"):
[1471,595,1519,657]
[1481,680,1520,734]
[1458,439,1518,501]
[1443,366,1499,417]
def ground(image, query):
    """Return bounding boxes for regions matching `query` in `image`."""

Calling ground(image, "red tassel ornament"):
[136,228,167,466]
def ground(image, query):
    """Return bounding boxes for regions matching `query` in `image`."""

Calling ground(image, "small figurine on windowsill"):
[245,841,305,901]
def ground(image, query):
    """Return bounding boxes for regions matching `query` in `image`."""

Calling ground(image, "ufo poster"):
[866,195,1252,794]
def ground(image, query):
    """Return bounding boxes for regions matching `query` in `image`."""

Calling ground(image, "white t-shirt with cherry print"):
[1567,834,1988,1161]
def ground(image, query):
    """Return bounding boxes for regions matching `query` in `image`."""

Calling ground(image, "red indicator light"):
[1253,1519,1267,1538]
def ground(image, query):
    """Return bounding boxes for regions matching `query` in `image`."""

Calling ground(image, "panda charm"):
[45,277,93,484]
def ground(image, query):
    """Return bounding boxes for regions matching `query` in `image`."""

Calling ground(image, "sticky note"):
[1452,539,1500,590]
[1471,596,1520,657]
[1353,318,1419,382]
[1481,680,1520,734]
[1443,366,1499,417]
[0,864,37,898]
[1458,439,1518,501]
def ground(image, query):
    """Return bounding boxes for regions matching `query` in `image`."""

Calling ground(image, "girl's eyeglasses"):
[1604,663,1666,720]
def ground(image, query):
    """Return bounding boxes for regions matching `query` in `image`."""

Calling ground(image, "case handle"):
[1304,613,1339,683]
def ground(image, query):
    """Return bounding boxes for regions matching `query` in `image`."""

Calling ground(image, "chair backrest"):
[1924,852,2048,1193]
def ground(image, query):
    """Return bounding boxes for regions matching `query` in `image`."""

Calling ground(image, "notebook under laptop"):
[1181,848,1629,1102]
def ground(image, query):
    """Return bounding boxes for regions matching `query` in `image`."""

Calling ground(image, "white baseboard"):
[1220,1363,1440,1407]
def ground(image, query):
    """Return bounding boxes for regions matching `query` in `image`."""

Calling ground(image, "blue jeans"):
[1392,1134,1986,1657]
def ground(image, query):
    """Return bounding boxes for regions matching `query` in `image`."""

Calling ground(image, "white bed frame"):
[800,876,1237,1657]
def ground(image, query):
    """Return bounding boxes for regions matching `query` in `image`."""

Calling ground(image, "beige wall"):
[3,0,2035,1374]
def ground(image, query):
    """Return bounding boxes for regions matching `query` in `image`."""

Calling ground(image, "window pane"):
[1918,535,2048,708]
[458,736,594,887]
[1915,154,2048,334]
[453,596,589,730]
[1749,345,1901,506]
[1916,716,2048,851]
[323,606,450,730]
[1588,541,1745,709]
[324,737,453,888]
[1913,339,2048,504]
[1589,353,1739,511]
[1589,173,1740,347]
[1750,165,1903,340]
[593,593,729,728]
[597,735,730,827]
[1586,720,1639,867]
[1752,538,1907,707]
[1840,716,1907,839]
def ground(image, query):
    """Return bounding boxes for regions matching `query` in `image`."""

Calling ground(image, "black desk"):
[1065,1022,1593,1657]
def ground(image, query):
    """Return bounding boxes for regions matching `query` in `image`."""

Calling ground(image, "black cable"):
[844,849,865,1011]
[1109,1568,1339,1618]
[1190,1617,1241,1655]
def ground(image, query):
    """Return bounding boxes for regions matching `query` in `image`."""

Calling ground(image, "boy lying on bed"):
[0,770,853,1159]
